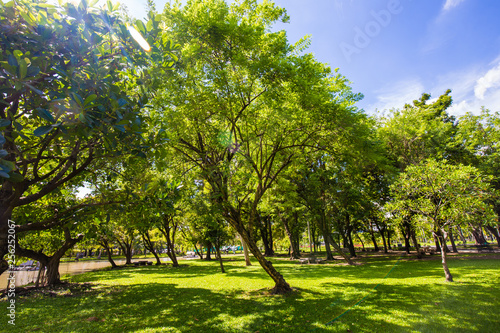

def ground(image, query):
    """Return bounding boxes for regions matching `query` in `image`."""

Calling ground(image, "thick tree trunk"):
[410,228,420,252]
[239,226,291,294]
[437,231,453,282]
[239,235,252,265]
[45,257,62,286]
[485,225,500,247]
[258,214,274,257]
[469,223,487,245]
[204,242,212,260]
[16,228,82,286]
[433,233,442,253]
[117,240,133,265]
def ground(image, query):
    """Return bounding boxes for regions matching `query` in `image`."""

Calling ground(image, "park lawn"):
[1,254,499,332]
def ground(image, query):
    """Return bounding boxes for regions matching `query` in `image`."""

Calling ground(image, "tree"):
[0,0,175,275]
[376,91,459,253]
[389,159,495,282]
[456,109,500,246]
[151,0,365,293]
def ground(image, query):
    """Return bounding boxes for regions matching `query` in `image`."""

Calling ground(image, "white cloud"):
[443,0,466,11]
[474,62,500,99]
[368,79,425,112]
[365,58,500,117]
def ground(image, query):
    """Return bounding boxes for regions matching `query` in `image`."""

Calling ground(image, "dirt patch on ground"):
[0,282,95,300]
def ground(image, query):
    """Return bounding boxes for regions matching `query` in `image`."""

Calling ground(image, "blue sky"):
[117,0,500,116]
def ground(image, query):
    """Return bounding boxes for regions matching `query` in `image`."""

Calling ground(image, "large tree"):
[389,159,495,282]
[0,0,176,275]
[456,109,500,246]
[151,0,365,293]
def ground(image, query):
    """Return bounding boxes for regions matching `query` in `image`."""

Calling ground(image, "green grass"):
[1,254,499,332]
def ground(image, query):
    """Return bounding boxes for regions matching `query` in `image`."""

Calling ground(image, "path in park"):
[0,257,173,289]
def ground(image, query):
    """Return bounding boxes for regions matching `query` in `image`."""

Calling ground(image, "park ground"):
[1,251,499,332]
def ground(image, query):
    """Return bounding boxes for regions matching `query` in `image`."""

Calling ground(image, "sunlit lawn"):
[2,253,499,332]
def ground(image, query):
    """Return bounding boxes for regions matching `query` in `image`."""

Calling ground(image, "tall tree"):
[151,0,365,293]
[389,159,495,282]
[0,0,175,275]
[456,109,500,246]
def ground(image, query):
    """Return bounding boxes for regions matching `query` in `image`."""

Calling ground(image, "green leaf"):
[22,82,44,96]
[0,159,15,171]
[0,171,9,179]
[36,108,55,123]
[19,59,27,79]
[13,50,23,58]
[135,20,146,34]
[0,150,7,158]
[0,119,11,128]
[8,172,23,183]
[34,125,54,136]
[0,133,5,146]
[13,121,23,131]
[7,54,18,67]
[26,66,40,77]
[84,94,97,106]
[70,92,84,106]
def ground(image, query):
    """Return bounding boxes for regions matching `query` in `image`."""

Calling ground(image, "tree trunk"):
[204,242,212,260]
[369,221,379,251]
[117,239,133,265]
[45,257,62,286]
[240,235,252,265]
[100,239,117,268]
[282,216,300,260]
[376,222,388,253]
[456,225,467,247]
[324,231,354,265]
[433,233,442,253]
[469,223,487,245]
[345,215,356,258]
[35,263,46,288]
[356,233,366,251]
[448,227,458,253]
[387,228,392,250]
[485,225,500,247]
[437,231,453,282]
[238,225,291,294]
[215,244,225,273]
[410,228,420,252]
[194,244,203,259]
[402,219,411,254]
[258,214,275,257]
[159,217,179,267]
[141,232,162,265]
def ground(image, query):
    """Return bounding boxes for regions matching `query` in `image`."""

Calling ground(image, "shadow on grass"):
[2,258,499,332]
